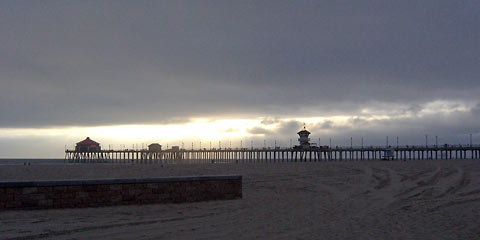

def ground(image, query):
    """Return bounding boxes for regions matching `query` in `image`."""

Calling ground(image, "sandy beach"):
[1,160,479,239]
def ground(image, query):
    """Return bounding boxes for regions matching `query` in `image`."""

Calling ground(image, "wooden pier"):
[65,145,480,164]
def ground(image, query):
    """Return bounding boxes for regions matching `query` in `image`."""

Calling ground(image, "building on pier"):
[295,126,317,150]
[75,137,101,152]
[148,143,162,152]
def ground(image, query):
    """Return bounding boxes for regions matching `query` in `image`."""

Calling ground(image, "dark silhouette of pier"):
[65,144,480,164]
[65,130,480,164]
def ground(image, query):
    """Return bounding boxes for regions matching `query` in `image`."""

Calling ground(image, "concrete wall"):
[0,175,242,210]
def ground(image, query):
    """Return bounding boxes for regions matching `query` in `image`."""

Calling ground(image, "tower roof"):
[76,137,100,146]
[297,129,311,135]
[297,124,311,135]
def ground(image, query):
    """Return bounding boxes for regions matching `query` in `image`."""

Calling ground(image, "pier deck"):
[65,145,480,164]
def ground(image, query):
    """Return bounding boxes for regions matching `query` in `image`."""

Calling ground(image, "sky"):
[1,1,479,158]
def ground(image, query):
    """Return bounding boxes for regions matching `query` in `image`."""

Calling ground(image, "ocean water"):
[0,159,65,165]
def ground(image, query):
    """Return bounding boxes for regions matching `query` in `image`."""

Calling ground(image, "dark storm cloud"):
[219,128,240,133]
[472,103,480,116]
[247,126,273,135]
[320,120,334,129]
[260,117,280,125]
[250,120,301,136]
[245,105,480,148]
[1,1,479,127]
[276,121,302,135]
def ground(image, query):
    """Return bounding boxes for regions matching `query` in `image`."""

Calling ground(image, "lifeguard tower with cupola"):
[294,124,316,150]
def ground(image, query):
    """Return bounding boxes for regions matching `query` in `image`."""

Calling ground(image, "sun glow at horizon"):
[0,99,473,150]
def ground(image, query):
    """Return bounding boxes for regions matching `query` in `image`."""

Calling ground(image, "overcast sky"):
[1,1,479,157]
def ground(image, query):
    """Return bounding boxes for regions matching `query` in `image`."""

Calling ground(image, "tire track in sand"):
[5,213,216,240]
[394,166,441,200]
[436,166,470,198]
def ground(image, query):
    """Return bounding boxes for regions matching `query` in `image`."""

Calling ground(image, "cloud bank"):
[0,1,479,156]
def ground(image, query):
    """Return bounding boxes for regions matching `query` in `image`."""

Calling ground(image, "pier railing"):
[65,145,480,164]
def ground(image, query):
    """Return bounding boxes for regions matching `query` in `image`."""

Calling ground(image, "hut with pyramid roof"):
[75,137,101,152]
